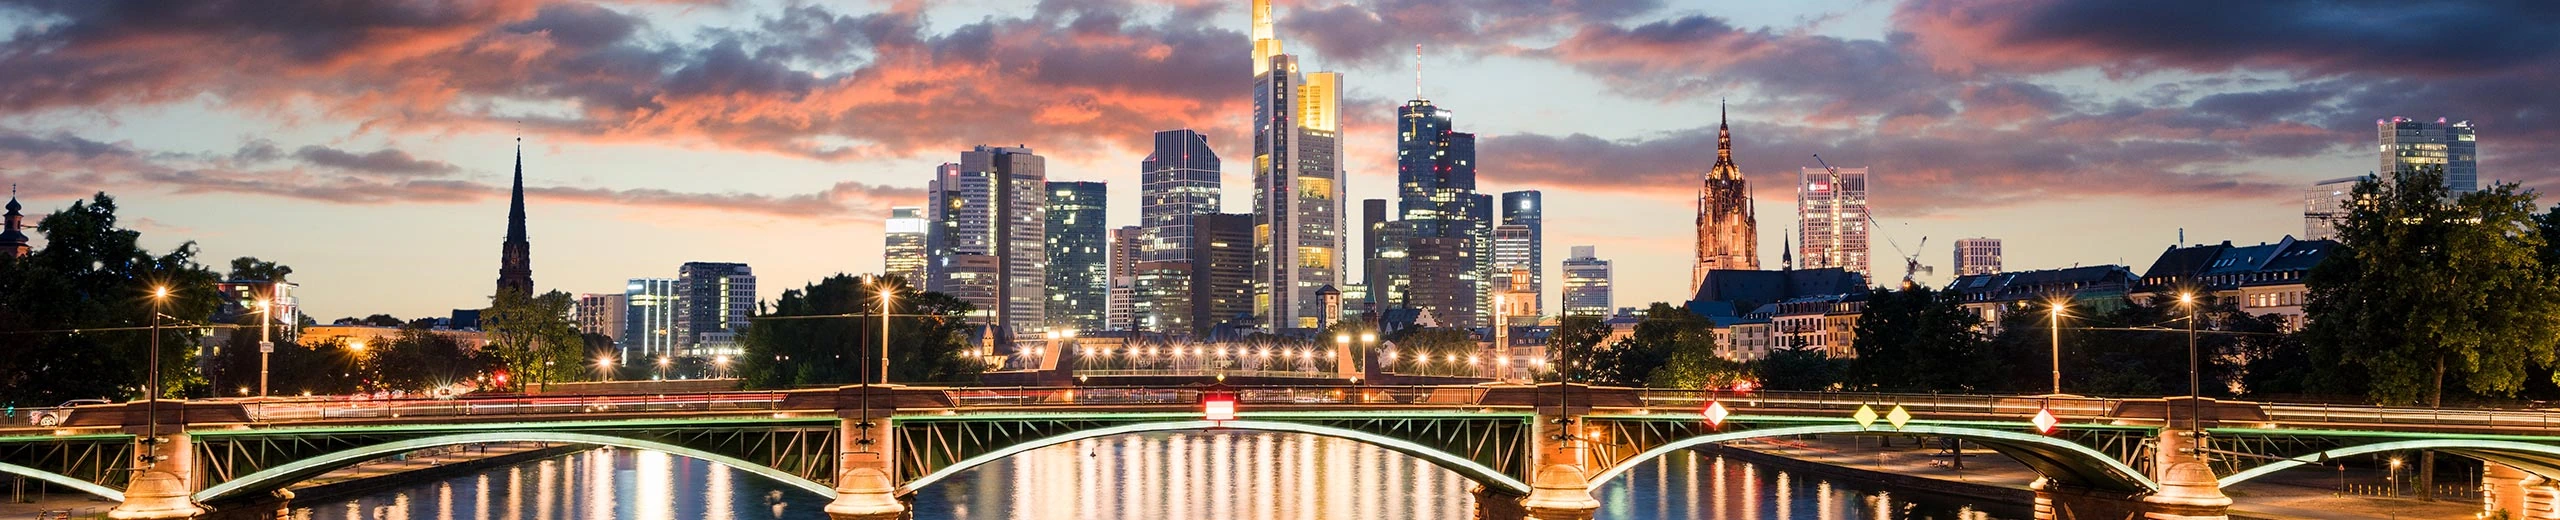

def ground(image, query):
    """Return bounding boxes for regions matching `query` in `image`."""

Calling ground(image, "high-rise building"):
[1798,165,1870,280]
[1491,224,1537,317]
[1250,0,1346,331]
[1500,190,1542,314]
[1360,199,1388,309]
[1045,181,1108,332]
[2303,176,2363,241]
[1407,236,1477,329]
[621,278,676,365]
[674,262,754,359]
[1952,238,2002,277]
[576,293,627,342]
[1562,246,1612,317]
[2,187,28,258]
[1395,99,1478,238]
[1134,261,1192,334]
[883,206,929,286]
[1108,226,1142,331]
[495,139,534,297]
[1190,213,1257,333]
[1142,129,1221,263]
[928,146,1047,333]
[1694,105,1758,288]
[2378,117,2478,194]
[1467,192,1494,325]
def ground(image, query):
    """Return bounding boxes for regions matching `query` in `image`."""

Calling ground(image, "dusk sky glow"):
[3,0,2555,319]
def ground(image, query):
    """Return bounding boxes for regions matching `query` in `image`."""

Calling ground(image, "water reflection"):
[290,433,2028,520]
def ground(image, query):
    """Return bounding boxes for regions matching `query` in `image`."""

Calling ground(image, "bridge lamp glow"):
[1360,332,1376,343]
[1202,390,1238,421]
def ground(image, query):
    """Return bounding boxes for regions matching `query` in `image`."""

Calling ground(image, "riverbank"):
[1721,435,2482,519]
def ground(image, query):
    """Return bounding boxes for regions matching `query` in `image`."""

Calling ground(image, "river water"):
[283,432,2027,520]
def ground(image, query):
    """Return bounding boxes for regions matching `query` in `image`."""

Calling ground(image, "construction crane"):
[1811,155,1932,288]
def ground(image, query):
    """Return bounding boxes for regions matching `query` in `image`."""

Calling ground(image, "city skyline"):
[0,1,2551,320]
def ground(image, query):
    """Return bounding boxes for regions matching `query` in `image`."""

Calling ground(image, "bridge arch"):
[0,461,123,502]
[897,419,1533,496]
[192,431,833,504]
[2219,439,2560,488]
[1586,424,2160,495]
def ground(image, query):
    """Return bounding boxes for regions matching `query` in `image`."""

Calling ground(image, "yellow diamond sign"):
[1852,404,1878,428]
[1886,405,1913,430]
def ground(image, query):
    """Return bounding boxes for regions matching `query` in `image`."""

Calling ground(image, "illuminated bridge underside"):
[893,413,1532,495]
[1582,416,2162,495]
[188,418,838,504]
[2216,435,2560,488]
[0,434,131,502]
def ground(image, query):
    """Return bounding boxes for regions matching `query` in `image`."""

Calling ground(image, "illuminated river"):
[285,432,2027,519]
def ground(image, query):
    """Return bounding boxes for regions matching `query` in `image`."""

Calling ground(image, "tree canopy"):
[0,193,220,404]
[738,274,981,388]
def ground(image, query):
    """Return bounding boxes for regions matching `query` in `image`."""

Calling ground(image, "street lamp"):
[145,285,168,467]
[596,356,615,381]
[255,298,274,398]
[2178,291,2200,431]
[656,356,671,380]
[876,283,894,385]
[2046,300,2066,395]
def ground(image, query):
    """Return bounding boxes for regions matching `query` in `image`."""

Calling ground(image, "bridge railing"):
[239,392,792,422]
[938,385,1493,408]
[2259,402,2560,430]
[1633,389,2133,420]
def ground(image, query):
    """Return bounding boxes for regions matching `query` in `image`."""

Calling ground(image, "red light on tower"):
[1203,391,1237,422]
[2032,405,2059,435]
[1703,400,1730,429]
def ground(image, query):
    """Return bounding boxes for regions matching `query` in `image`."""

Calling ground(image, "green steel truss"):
[0,434,132,494]
[186,418,837,501]
[893,412,1532,488]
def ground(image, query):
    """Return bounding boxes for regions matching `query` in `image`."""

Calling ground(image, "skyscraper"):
[1407,236,1476,328]
[576,293,627,342]
[1798,165,1870,280]
[1500,190,1542,315]
[1562,246,1612,317]
[1190,213,1256,333]
[495,139,534,297]
[674,262,754,359]
[1491,224,1537,317]
[1953,238,2002,276]
[1142,129,1221,263]
[928,146,1047,333]
[1360,199,1388,309]
[1045,181,1108,332]
[1694,105,1758,289]
[2378,117,2478,194]
[1108,226,1142,331]
[1395,99,1478,238]
[2303,176,2363,241]
[1250,0,1346,331]
[621,278,676,365]
[883,206,929,286]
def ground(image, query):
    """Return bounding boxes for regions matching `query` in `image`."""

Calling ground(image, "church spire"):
[2,184,29,258]
[1710,99,1737,179]
[496,137,534,296]
[1782,229,1795,271]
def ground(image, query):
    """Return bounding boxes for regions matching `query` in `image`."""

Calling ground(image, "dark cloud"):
[1278,0,1665,67]
[291,145,461,176]
[1896,0,2560,77]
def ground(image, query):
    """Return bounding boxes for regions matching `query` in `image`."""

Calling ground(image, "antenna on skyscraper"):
[1413,44,1424,100]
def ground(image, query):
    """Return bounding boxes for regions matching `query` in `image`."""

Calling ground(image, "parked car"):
[31,399,110,426]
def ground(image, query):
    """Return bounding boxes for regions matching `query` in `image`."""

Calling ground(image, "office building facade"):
[2379,117,2478,194]
[1141,129,1221,263]
[884,206,929,287]
[1190,213,1257,333]
[1952,238,2002,277]
[1109,226,1142,331]
[576,293,627,342]
[928,146,1048,333]
[674,262,754,359]
[2304,176,2363,241]
[621,278,676,365]
[1499,190,1542,316]
[1798,165,1871,280]
[1045,181,1108,332]
[1249,0,1346,331]
[1562,246,1612,317]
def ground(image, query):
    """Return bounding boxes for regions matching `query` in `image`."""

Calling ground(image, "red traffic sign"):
[1703,400,1730,429]
[1203,391,1237,422]
[2032,406,2059,434]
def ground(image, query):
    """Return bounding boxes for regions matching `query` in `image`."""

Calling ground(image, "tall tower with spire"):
[1693,103,1760,289]
[1248,0,1346,331]
[2,185,30,259]
[495,139,534,297]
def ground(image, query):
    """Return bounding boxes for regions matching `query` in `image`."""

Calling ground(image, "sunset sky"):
[2,0,2553,320]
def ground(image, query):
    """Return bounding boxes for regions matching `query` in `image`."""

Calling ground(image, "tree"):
[1585,303,1700,387]
[1647,332,1749,389]
[481,290,583,391]
[2302,167,2560,405]
[1756,344,1844,391]
[226,257,292,282]
[1846,287,1996,392]
[1382,327,1479,377]
[359,314,403,327]
[0,193,220,403]
[368,328,502,394]
[1545,315,1610,383]
[739,275,981,388]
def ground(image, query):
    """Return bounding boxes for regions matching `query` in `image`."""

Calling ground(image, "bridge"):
[6,385,2560,520]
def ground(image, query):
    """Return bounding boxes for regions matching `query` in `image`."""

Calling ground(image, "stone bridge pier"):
[827,386,907,520]
[1474,395,1602,520]
[2036,429,2228,520]
[2485,462,2559,519]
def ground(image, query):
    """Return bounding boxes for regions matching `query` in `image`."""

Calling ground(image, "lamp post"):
[254,298,274,398]
[2047,301,2064,395]
[145,285,168,466]
[2179,291,2201,431]
[876,283,893,385]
